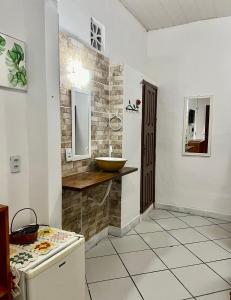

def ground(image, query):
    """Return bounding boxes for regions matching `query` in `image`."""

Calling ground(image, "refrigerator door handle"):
[59,261,66,268]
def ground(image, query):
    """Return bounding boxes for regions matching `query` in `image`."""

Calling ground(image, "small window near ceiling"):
[90,17,105,53]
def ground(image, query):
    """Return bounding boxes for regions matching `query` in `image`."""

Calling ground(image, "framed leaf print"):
[0,33,27,91]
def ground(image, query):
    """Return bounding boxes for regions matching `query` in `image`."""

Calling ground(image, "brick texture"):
[60,33,124,240]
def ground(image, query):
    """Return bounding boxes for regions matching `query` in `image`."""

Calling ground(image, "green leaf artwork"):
[6,42,27,88]
[0,35,6,55]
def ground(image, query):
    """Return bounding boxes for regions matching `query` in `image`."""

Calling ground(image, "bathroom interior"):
[1,0,231,300]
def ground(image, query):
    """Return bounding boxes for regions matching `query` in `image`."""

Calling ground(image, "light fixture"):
[67,60,91,89]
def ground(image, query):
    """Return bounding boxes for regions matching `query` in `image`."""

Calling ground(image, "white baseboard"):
[156,203,231,221]
[85,203,231,252]
[85,215,140,251]
[85,227,108,251]
[109,215,140,237]
[140,204,154,220]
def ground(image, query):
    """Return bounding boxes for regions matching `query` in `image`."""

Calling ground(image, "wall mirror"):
[71,88,91,161]
[183,95,213,157]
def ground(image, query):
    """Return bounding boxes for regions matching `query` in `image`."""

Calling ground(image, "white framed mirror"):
[183,95,213,157]
[71,88,91,161]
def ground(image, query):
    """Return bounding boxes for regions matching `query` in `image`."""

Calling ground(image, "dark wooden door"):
[141,81,158,213]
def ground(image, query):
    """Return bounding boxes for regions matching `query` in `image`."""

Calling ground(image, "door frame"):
[140,80,158,213]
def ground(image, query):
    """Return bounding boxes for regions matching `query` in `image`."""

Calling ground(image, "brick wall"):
[60,33,124,239]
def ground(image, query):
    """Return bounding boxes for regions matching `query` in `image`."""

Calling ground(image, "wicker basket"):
[10,208,39,245]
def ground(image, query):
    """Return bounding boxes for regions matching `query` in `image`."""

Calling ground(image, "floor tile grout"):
[149,213,231,245]
[86,209,231,299]
[189,288,231,299]
[107,237,145,300]
[169,213,231,253]
[87,244,231,270]
[86,283,93,300]
[141,210,231,296]
[134,228,195,299]
[155,210,231,225]
[87,238,231,259]
[86,253,117,259]
[87,275,130,285]
[166,211,231,290]
[212,239,231,254]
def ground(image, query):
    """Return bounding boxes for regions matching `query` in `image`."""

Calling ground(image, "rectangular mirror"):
[71,88,91,161]
[183,95,213,156]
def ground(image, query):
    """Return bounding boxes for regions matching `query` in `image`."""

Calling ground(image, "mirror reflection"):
[71,89,91,160]
[183,96,212,156]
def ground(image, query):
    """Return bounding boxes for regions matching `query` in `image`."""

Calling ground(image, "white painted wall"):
[0,0,30,227]
[58,0,147,74]
[45,0,62,227]
[122,65,158,227]
[147,17,231,217]
[0,0,61,228]
[121,65,143,227]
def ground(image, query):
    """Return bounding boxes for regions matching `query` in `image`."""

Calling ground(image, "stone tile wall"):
[60,33,124,240]
[108,65,124,227]
[62,183,109,241]
[60,32,110,176]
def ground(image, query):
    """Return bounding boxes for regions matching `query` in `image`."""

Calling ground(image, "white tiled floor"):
[85,209,231,300]
[85,238,116,258]
[154,245,201,268]
[196,224,231,240]
[134,219,163,234]
[126,229,138,235]
[86,255,128,283]
[110,235,149,253]
[208,259,231,284]
[170,211,189,217]
[215,238,231,253]
[89,277,142,300]
[148,209,173,219]
[196,290,231,299]
[169,227,208,244]
[186,241,231,262]
[172,264,230,297]
[141,231,180,248]
[205,217,229,225]
[220,223,231,233]
[133,270,191,300]
[120,250,166,275]
[155,217,189,230]
[179,216,213,227]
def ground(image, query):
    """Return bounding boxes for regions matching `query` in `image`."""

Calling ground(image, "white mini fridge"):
[15,235,85,300]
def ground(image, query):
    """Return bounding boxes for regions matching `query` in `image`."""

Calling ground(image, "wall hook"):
[125,99,141,112]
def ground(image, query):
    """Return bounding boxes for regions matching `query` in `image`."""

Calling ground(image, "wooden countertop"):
[188,139,205,144]
[62,167,138,191]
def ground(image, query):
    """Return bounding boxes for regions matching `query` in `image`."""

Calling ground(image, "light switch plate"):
[65,148,73,162]
[10,156,21,173]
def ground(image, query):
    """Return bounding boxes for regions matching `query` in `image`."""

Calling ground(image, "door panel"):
[141,81,157,213]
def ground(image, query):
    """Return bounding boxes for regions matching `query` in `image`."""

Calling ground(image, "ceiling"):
[120,0,231,31]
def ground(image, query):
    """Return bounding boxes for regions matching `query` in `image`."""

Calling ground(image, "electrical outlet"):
[10,156,21,173]
[65,148,73,162]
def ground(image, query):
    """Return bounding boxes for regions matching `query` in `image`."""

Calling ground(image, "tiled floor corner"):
[85,208,231,300]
